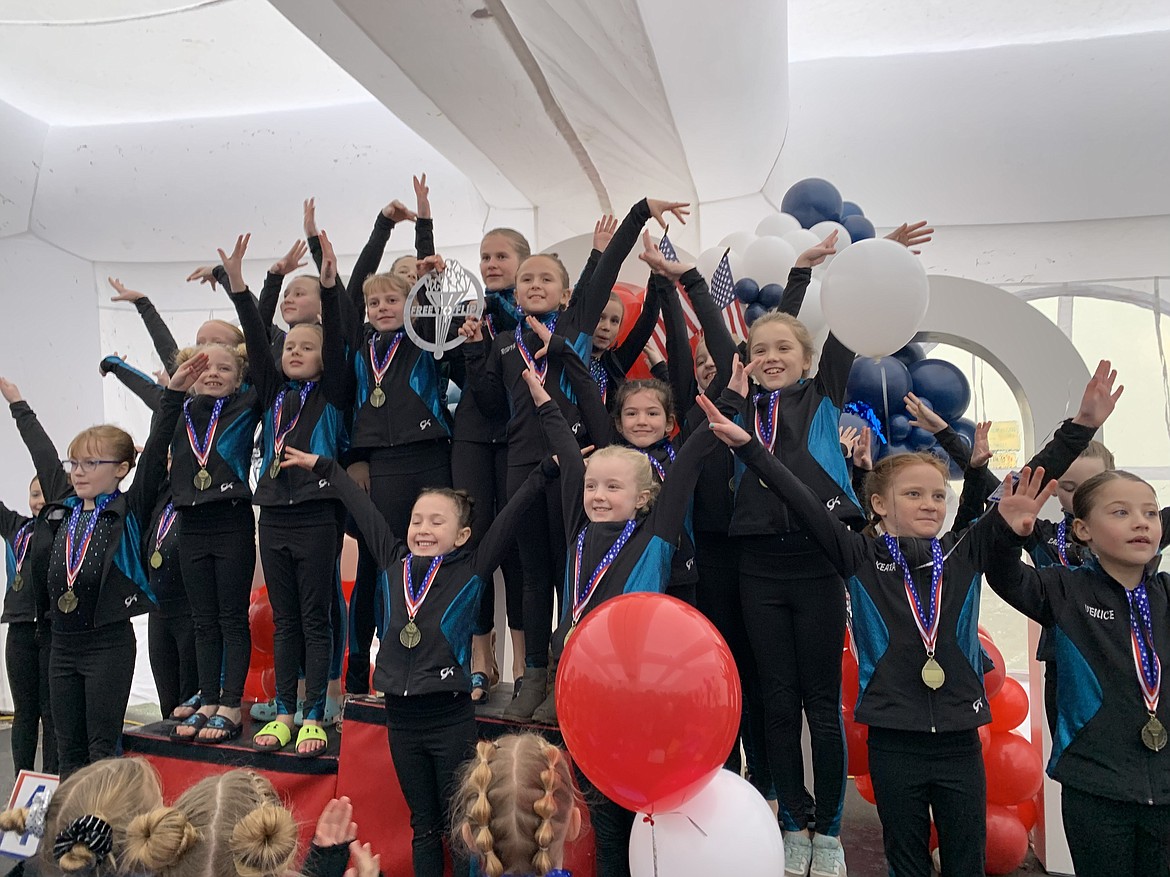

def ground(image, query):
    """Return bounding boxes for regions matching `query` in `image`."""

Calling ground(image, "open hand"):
[319,230,338,288]
[344,841,381,877]
[593,214,618,251]
[854,426,874,471]
[697,395,752,447]
[646,199,690,229]
[216,233,251,294]
[271,240,309,276]
[280,446,320,472]
[884,220,934,254]
[303,198,318,239]
[525,315,553,358]
[904,392,948,434]
[313,797,357,847]
[727,355,758,398]
[107,277,145,303]
[1072,359,1123,429]
[795,231,838,269]
[970,421,992,468]
[186,265,219,291]
[168,352,208,392]
[995,466,1057,537]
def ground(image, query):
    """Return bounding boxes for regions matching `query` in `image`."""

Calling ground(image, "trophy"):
[402,259,484,360]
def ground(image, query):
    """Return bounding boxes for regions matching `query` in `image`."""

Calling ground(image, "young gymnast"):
[278,432,554,877]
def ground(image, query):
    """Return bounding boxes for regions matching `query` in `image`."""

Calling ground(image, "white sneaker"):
[809,834,847,877]
[783,831,813,876]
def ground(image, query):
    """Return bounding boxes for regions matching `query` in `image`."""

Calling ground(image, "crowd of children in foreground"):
[2,176,1166,877]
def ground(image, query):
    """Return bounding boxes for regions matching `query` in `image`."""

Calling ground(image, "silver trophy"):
[403,259,484,360]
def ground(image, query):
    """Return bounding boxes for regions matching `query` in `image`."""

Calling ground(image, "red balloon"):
[989,676,1029,733]
[980,634,1006,699]
[1013,797,1039,832]
[844,716,869,776]
[978,724,992,752]
[978,624,993,641]
[984,731,1043,805]
[249,588,275,655]
[244,666,275,703]
[841,643,860,715]
[854,774,876,805]
[985,804,1029,875]
[556,593,741,814]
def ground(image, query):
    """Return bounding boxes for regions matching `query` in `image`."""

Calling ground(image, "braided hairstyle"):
[450,734,577,877]
[0,758,163,875]
[123,770,297,877]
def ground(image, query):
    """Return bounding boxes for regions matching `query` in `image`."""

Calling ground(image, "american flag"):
[647,237,749,359]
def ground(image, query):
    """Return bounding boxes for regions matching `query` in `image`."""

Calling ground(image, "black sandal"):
[194,714,243,744]
[169,712,208,742]
[169,694,202,721]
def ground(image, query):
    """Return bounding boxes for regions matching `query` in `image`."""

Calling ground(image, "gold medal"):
[564,622,576,646]
[370,386,386,408]
[58,591,79,614]
[194,468,213,491]
[921,656,946,690]
[399,621,422,649]
[12,572,22,592]
[150,550,164,570]
[269,457,282,479]
[1142,715,1168,752]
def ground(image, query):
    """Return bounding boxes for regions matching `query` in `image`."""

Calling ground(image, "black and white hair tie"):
[53,814,115,862]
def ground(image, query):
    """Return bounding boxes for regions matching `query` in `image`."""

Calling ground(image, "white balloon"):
[696,246,724,281]
[630,771,783,877]
[725,250,744,285]
[820,238,929,358]
[755,212,801,239]
[809,220,852,250]
[740,236,797,286]
[718,230,756,256]
[781,228,820,254]
[798,278,825,336]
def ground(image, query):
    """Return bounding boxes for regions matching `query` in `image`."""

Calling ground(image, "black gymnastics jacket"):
[2,401,72,625]
[983,517,1170,805]
[32,390,180,629]
[464,199,654,466]
[732,433,998,734]
[310,455,552,699]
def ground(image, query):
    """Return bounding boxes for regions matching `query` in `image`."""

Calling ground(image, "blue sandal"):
[470,672,490,703]
[169,694,203,721]
[193,714,243,745]
[169,712,208,742]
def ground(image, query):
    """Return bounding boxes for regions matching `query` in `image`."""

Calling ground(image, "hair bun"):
[230,804,297,877]
[124,807,199,872]
[54,814,114,872]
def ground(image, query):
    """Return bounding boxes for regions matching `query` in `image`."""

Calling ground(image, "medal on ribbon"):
[184,397,225,491]
[60,493,118,614]
[1126,583,1167,752]
[589,356,609,405]
[753,390,781,453]
[637,440,676,483]
[883,535,946,690]
[367,332,403,408]
[515,313,558,385]
[400,554,443,649]
[564,521,637,645]
[1055,517,1071,567]
[150,502,177,570]
[11,520,33,591]
[269,382,315,479]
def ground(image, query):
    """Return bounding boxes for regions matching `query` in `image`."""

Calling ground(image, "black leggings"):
[739,561,847,835]
[148,611,199,719]
[349,444,452,692]
[506,462,565,668]
[1062,785,1170,877]
[50,621,136,779]
[694,532,770,794]
[387,698,476,877]
[868,727,986,877]
[180,504,255,709]
[6,622,57,775]
[574,766,635,877]
[260,518,339,722]
[451,440,523,636]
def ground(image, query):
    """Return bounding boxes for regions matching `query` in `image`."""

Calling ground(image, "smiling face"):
[871,461,949,538]
[694,339,716,393]
[192,346,243,398]
[749,320,813,392]
[407,493,472,557]
[1072,477,1161,572]
[281,324,324,381]
[583,454,651,522]
[28,477,44,516]
[280,277,322,326]
[617,388,673,449]
[516,255,568,316]
[480,233,523,292]
[364,275,410,334]
[592,296,624,353]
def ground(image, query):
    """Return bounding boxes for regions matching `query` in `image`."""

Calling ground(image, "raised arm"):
[108,277,181,370]
[778,232,836,317]
[346,200,417,306]
[527,317,612,447]
[472,458,559,580]
[611,277,662,375]
[126,380,189,524]
[530,376,588,544]
[220,234,283,405]
[647,414,720,542]
[100,355,165,413]
[413,174,435,259]
[317,231,355,409]
[1,379,69,503]
[261,240,309,329]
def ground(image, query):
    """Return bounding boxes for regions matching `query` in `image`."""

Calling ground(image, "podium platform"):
[122,687,596,877]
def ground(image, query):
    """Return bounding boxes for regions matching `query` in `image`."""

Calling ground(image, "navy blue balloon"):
[915,396,935,413]
[908,427,937,451]
[745,303,767,326]
[757,283,784,309]
[952,417,977,448]
[781,178,844,229]
[841,201,864,219]
[909,359,971,422]
[887,414,911,443]
[839,412,870,439]
[884,441,915,458]
[892,343,925,368]
[734,278,760,305]
[846,356,913,417]
[842,215,876,243]
[928,443,964,480]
